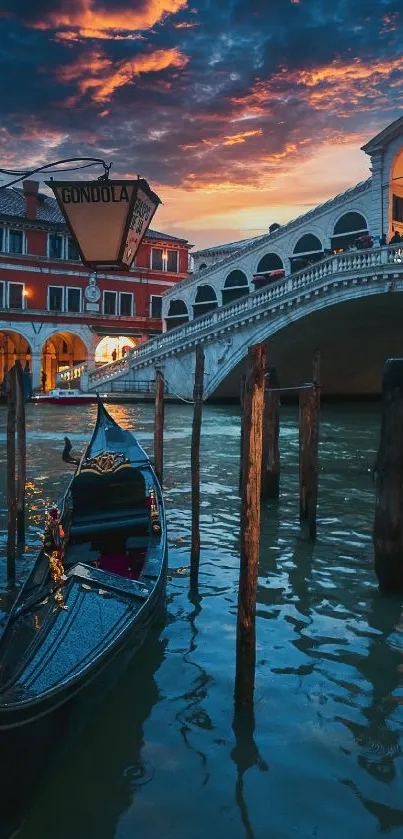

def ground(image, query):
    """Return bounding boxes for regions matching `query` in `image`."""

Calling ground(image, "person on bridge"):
[389,230,402,244]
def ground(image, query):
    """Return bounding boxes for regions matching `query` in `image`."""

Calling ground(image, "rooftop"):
[0,185,189,244]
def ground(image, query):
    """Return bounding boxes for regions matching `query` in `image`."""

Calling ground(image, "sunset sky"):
[0,0,402,248]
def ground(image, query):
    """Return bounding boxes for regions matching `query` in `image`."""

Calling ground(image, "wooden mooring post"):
[239,374,246,493]
[299,351,320,541]
[154,369,165,485]
[261,367,280,499]
[373,358,403,592]
[190,346,205,584]
[15,360,26,544]
[6,365,17,582]
[235,343,266,711]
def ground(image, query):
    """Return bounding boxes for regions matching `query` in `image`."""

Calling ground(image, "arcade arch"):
[0,330,32,394]
[41,331,88,391]
[291,234,323,273]
[95,336,137,365]
[166,299,189,331]
[256,253,284,273]
[193,285,218,319]
[331,212,368,251]
[222,270,249,306]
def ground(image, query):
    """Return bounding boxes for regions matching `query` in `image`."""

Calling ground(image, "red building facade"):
[0,180,190,391]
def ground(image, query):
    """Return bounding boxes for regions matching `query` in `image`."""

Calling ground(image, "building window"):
[67,237,80,260]
[0,228,5,252]
[9,230,23,254]
[66,287,81,313]
[166,250,178,272]
[119,292,133,316]
[150,295,162,318]
[0,281,4,308]
[392,195,403,223]
[48,286,64,312]
[49,234,63,259]
[151,248,163,271]
[103,291,117,315]
[8,283,24,309]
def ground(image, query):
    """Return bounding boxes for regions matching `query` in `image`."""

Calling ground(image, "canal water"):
[0,401,403,839]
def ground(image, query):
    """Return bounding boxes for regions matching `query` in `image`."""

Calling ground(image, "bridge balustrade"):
[85,244,403,389]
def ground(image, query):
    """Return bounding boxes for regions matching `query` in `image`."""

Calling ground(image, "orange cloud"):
[57,47,188,103]
[222,129,263,145]
[180,128,262,152]
[232,57,403,118]
[32,0,188,38]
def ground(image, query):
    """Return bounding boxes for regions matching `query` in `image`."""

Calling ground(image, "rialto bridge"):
[84,244,403,399]
[64,116,403,399]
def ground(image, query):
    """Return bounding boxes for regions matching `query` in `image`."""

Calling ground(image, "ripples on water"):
[1,401,403,839]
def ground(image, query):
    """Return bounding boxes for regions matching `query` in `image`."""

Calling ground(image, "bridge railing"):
[88,244,403,388]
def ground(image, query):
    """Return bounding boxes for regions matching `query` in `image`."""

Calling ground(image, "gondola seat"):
[69,466,149,540]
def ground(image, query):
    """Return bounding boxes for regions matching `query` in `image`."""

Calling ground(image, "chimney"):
[23,180,39,221]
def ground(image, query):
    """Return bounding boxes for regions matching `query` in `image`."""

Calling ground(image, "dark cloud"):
[0,0,402,196]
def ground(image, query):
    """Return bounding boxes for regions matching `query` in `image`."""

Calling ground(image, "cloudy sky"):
[0,0,402,247]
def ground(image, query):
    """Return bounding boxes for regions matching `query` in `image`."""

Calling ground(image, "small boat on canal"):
[0,400,167,835]
[32,387,97,405]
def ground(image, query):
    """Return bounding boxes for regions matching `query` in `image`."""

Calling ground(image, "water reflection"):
[231,710,268,839]
[1,402,403,838]
[17,628,167,839]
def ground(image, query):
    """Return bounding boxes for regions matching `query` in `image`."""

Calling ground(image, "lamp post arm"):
[0,157,112,189]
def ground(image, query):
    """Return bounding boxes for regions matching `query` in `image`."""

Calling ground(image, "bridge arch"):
[166,298,189,331]
[204,283,403,399]
[193,285,218,319]
[222,270,249,306]
[255,252,284,273]
[331,211,368,250]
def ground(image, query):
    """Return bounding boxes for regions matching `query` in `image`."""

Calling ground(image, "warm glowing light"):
[95,336,137,364]
[23,288,30,297]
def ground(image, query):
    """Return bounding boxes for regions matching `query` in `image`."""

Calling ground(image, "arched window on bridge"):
[165,299,189,331]
[290,234,323,273]
[222,270,249,306]
[256,253,284,273]
[193,285,218,319]
[331,212,368,251]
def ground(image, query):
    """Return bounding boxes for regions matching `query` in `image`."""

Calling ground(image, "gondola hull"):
[0,401,167,836]
[0,567,166,837]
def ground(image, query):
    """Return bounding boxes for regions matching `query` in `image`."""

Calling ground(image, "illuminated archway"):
[0,330,32,394]
[41,331,88,391]
[390,147,403,239]
[95,336,137,365]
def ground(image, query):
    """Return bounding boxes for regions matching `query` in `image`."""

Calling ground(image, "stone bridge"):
[78,245,403,400]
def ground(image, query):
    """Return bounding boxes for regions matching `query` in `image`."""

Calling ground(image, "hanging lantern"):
[46,177,161,270]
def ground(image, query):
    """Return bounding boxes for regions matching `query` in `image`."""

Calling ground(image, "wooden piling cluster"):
[261,368,281,499]
[154,369,165,485]
[235,344,266,710]
[190,346,205,585]
[6,361,26,582]
[373,358,403,592]
[298,351,320,541]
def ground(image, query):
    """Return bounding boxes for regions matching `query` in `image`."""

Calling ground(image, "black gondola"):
[0,401,167,835]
